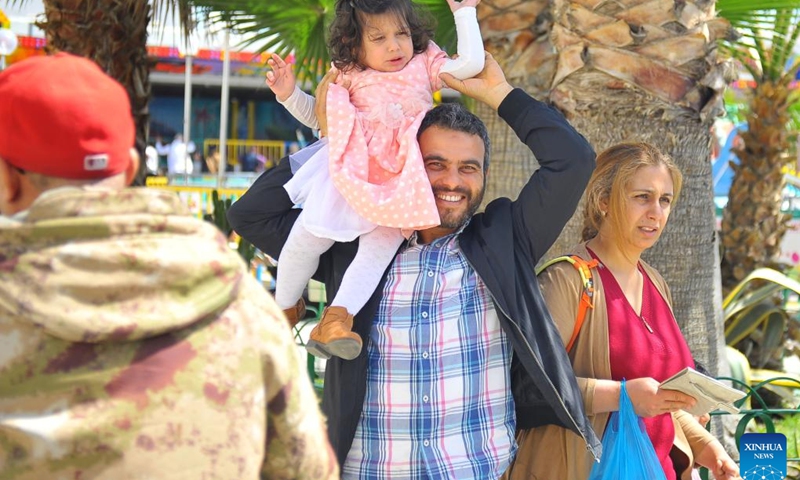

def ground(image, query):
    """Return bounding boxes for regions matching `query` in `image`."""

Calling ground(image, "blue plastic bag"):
[588,379,668,480]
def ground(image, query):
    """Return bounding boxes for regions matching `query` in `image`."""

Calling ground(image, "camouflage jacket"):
[0,187,338,480]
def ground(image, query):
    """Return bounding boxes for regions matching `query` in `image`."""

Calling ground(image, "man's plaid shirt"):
[342,232,516,479]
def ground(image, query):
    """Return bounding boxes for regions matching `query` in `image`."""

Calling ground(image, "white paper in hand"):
[660,367,746,416]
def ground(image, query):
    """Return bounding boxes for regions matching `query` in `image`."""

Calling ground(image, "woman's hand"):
[266,53,296,102]
[446,0,480,12]
[626,377,697,418]
[694,412,711,428]
[695,441,741,480]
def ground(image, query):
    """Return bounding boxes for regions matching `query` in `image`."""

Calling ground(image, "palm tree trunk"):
[720,80,794,290]
[477,0,555,204]
[38,0,152,185]
[490,0,730,371]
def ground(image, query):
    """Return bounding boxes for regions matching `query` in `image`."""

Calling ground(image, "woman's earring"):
[601,211,607,217]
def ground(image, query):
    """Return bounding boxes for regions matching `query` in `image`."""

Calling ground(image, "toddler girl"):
[266,0,483,360]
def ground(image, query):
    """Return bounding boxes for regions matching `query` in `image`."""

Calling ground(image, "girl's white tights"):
[275,213,405,315]
[275,214,334,310]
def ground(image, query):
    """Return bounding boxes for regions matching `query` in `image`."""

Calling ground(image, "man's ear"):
[124,148,140,186]
[0,157,23,214]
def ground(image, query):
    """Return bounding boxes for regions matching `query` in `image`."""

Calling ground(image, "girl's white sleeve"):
[439,7,485,80]
[278,86,320,130]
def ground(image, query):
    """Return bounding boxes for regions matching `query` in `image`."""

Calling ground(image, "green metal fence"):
[292,281,328,396]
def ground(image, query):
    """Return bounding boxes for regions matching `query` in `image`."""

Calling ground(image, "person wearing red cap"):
[0,53,338,480]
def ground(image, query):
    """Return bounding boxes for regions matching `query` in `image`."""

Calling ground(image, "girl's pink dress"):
[284,44,448,242]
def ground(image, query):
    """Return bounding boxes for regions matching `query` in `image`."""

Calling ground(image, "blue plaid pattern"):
[342,233,516,479]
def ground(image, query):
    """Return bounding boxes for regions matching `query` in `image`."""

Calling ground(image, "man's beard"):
[435,185,485,229]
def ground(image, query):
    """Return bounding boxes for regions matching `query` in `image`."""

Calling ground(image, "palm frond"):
[150,0,196,47]
[717,0,800,24]
[717,0,800,84]
[192,0,333,84]
[769,9,790,79]
[413,0,456,53]
[780,11,800,67]
[789,100,800,134]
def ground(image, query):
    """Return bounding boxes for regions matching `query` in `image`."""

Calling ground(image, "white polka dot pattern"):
[323,43,450,231]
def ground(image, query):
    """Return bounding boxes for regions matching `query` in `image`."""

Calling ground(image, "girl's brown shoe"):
[282,298,306,329]
[306,306,362,360]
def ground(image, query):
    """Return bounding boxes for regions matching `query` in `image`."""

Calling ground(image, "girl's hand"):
[446,0,481,13]
[626,377,697,418]
[266,53,296,102]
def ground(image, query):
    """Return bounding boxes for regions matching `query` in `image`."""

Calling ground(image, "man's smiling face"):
[418,126,487,244]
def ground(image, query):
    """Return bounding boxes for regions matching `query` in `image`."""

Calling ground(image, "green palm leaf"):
[717,0,800,23]
[193,0,333,84]
[717,0,800,83]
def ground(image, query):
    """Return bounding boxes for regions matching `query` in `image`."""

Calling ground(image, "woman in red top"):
[505,143,739,480]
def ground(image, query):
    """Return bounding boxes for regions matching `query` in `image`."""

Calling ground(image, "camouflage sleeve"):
[258,301,339,479]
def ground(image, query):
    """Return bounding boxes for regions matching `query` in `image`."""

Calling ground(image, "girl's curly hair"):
[328,0,435,72]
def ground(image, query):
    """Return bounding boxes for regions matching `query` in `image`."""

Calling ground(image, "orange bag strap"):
[536,255,599,352]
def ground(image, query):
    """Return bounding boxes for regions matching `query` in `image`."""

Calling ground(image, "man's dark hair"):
[328,0,434,72]
[418,103,491,172]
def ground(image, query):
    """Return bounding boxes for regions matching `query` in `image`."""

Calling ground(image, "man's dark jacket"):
[228,88,603,466]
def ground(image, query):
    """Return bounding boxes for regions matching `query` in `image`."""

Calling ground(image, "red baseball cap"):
[0,52,135,179]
